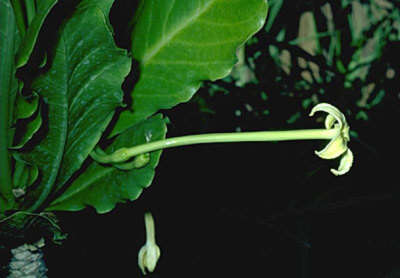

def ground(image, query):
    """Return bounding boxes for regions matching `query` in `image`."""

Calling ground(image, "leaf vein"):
[69,56,121,112]
[172,38,242,47]
[197,17,255,27]
[162,0,175,39]
[142,0,216,65]
[148,59,232,66]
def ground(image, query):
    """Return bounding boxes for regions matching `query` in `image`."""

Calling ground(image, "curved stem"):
[92,128,338,164]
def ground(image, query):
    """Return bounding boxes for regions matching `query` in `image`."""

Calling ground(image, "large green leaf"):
[111,0,269,136]
[21,0,131,211]
[0,0,17,211]
[15,0,58,68]
[47,115,167,214]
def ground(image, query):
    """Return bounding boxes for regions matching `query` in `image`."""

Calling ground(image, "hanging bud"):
[138,212,161,275]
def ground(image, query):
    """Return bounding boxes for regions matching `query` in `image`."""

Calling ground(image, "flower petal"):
[138,243,161,275]
[315,134,348,159]
[145,244,161,272]
[331,149,354,176]
[324,114,337,129]
[309,103,347,130]
[138,246,148,274]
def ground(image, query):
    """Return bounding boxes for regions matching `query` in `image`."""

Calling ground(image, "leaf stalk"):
[0,0,17,211]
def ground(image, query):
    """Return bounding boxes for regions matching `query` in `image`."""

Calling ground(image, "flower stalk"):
[91,129,337,163]
[91,103,353,175]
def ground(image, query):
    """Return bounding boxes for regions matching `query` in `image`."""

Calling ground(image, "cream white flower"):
[309,103,353,175]
[138,212,160,275]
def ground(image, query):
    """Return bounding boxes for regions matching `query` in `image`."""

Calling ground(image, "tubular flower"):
[138,212,160,275]
[309,103,353,176]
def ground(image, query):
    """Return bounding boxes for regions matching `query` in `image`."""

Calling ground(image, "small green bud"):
[132,153,151,168]
[113,153,150,170]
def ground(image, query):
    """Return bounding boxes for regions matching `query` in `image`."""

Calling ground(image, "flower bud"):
[138,212,160,275]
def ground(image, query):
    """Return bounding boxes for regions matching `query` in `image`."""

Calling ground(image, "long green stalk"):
[92,129,338,164]
[0,0,17,211]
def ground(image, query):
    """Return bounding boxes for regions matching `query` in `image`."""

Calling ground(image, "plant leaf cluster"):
[0,0,268,219]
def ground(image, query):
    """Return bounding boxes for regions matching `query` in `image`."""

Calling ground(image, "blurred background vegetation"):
[11,0,400,277]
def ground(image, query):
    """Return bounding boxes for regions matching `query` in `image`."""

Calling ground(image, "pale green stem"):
[92,128,338,164]
[144,212,156,245]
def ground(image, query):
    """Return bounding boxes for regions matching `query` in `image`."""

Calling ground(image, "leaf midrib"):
[49,166,115,206]
[141,0,216,66]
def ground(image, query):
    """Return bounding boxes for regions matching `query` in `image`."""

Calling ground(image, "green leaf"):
[15,0,58,68]
[111,0,269,136]
[25,0,36,25]
[10,0,26,37]
[21,0,131,211]
[12,154,39,193]
[0,0,17,211]
[14,91,39,119]
[11,104,42,149]
[47,115,167,214]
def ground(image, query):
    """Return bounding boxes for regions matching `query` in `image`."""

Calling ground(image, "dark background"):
[10,0,400,277]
